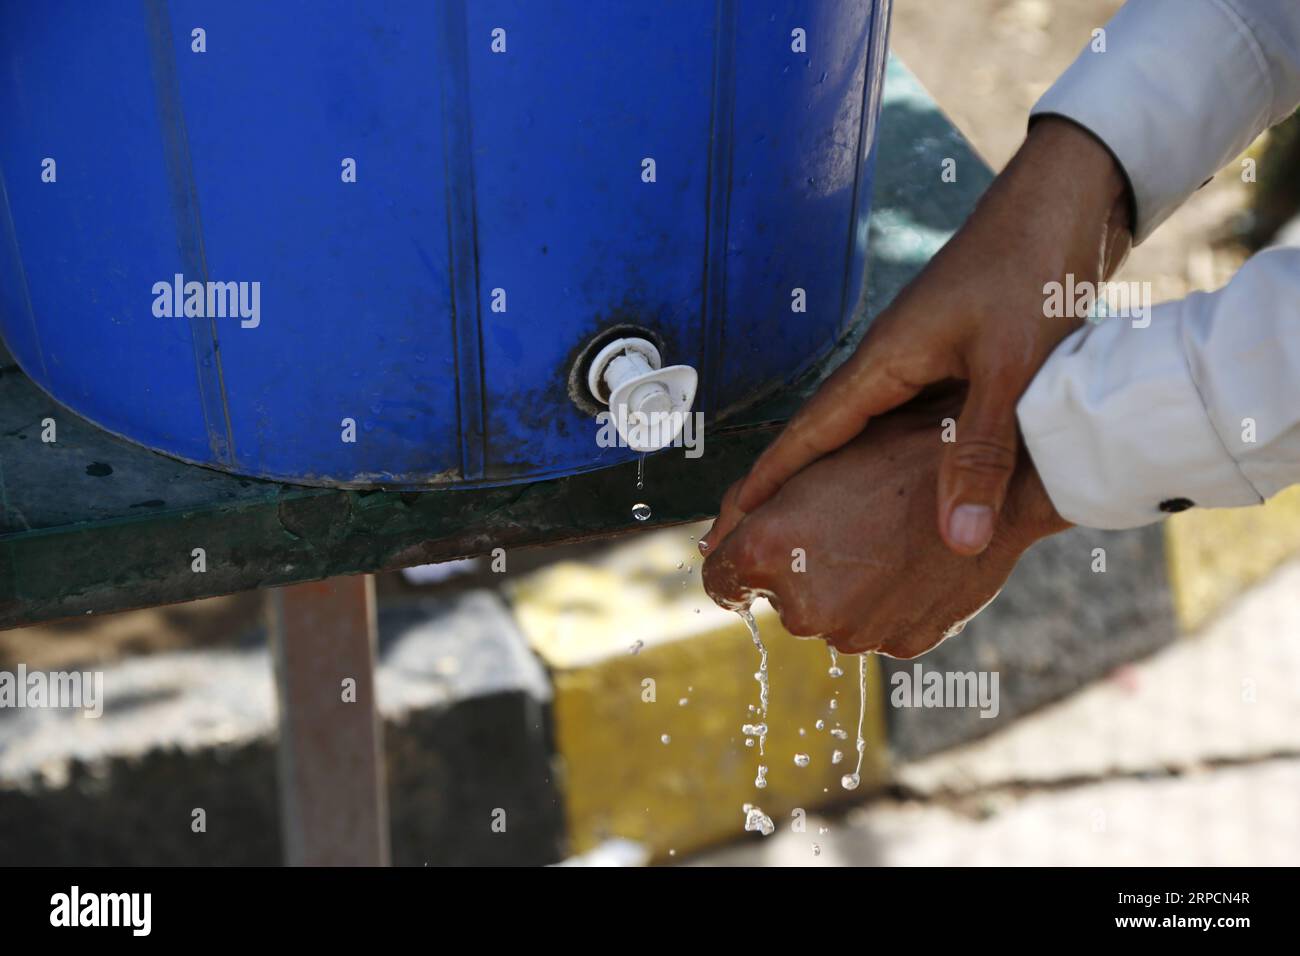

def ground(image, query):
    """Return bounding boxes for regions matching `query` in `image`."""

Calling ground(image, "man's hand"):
[702,393,1070,658]
[730,117,1132,557]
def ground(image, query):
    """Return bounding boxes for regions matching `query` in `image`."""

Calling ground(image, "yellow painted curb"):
[510,528,888,860]
[1165,484,1300,633]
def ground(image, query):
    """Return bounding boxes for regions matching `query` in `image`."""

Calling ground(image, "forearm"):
[1031,0,1300,244]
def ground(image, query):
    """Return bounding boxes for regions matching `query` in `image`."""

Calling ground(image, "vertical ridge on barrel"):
[143,0,236,467]
[699,0,738,421]
[437,0,488,482]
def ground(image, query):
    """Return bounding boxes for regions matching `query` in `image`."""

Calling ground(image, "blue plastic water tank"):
[0,0,892,488]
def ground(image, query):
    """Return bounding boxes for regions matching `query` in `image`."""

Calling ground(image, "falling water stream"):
[840,655,868,791]
[686,535,872,835]
[737,606,774,829]
[737,608,769,756]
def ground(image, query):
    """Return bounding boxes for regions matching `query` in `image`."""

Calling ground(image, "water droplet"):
[812,843,821,856]
[678,697,688,707]
[815,719,825,730]
[793,753,810,768]
[628,640,644,655]
[744,738,755,748]
[660,734,671,745]
[832,749,844,765]
[744,806,775,836]
[741,723,767,737]
[840,773,861,791]
[632,503,651,521]
[829,699,838,710]
[828,666,844,678]
[819,826,829,835]
[754,765,768,789]
[798,727,806,737]
[830,728,848,740]
[676,561,684,570]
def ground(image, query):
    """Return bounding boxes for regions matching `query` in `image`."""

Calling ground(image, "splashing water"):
[840,654,870,791]
[632,503,651,521]
[738,608,768,756]
[744,806,775,836]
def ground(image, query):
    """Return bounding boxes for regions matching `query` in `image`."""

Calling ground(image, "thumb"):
[937,380,1021,556]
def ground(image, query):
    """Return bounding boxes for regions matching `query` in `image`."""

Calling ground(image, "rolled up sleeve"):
[1018,247,1300,529]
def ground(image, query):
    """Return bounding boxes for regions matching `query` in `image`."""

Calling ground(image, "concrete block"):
[882,524,1178,759]
[0,590,564,865]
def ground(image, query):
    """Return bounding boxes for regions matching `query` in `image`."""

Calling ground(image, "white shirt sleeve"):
[1015,0,1300,529]
[1018,247,1300,529]
[1030,0,1300,244]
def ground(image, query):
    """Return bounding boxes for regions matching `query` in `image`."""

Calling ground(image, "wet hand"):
[732,117,1131,556]
[701,394,1070,658]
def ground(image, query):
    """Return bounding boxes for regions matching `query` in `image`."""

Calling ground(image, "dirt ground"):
[1,0,1270,670]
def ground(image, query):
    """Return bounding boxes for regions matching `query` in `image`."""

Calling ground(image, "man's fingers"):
[701,518,770,610]
[699,480,747,556]
[736,353,921,514]
[937,377,1021,556]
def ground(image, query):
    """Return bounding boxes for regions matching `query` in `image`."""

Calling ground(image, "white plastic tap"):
[587,337,697,453]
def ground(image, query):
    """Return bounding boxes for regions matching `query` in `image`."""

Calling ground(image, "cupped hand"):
[701,391,1070,658]
[730,117,1131,557]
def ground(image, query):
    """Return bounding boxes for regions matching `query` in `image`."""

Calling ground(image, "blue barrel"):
[0,0,892,488]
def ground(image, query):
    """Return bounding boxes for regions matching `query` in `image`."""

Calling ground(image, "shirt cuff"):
[1029,0,1274,245]
[1017,309,1262,530]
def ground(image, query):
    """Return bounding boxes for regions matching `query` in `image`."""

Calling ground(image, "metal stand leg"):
[268,574,390,866]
